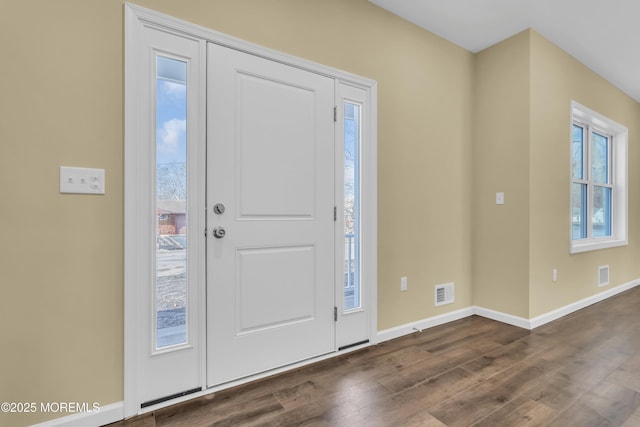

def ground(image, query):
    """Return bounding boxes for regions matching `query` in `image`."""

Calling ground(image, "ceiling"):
[369,0,640,102]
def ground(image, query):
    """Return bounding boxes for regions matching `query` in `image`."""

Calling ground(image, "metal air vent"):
[435,282,454,307]
[598,265,610,287]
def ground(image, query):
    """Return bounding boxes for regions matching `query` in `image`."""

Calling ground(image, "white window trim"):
[570,101,628,254]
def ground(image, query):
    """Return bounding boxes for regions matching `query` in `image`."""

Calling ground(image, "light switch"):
[496,192,505,205]
[60,166,105,194]
[400,276,408,292]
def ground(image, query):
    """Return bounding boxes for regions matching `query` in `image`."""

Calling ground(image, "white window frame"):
[570,101,628,254]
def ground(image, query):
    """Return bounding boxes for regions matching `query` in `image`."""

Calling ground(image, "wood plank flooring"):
[110,287,640,426]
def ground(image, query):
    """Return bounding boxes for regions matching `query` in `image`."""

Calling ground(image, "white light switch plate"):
[496,192,505,205]
[400,276,408,291]
[60,166,105,194]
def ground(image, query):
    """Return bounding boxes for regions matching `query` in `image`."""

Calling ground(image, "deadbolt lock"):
[213,203,225,215]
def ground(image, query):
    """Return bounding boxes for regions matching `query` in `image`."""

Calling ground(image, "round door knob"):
[213,227,226,239]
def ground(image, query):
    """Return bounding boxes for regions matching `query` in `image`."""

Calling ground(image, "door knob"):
[213,227,226,239]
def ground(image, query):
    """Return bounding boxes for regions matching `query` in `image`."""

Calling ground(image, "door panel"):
[206,43,336,386]
[237,73,316,218]
[236,245,315,333]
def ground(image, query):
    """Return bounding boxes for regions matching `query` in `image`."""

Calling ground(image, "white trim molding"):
[377,278,640,345]
[570,100,628,254]
[30,401,124,427]
[125,3,377,89]
[527,278,640,329]
[377,307,474,343]
[473,306,531,329]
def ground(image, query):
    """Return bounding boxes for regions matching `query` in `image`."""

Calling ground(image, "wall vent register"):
[435,282,455,307]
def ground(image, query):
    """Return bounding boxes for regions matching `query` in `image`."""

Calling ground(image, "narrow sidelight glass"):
[344,102,361,311]
[155,56,188,349]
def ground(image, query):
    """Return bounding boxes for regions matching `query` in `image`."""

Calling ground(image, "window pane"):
[344,102,360,311]
[572,125,584,180]
[592,186,612,237]
[592,132,609,184]
[571,182,587,240]
[156,56,188,349]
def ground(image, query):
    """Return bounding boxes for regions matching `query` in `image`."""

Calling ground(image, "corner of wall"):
[471,31,532,318]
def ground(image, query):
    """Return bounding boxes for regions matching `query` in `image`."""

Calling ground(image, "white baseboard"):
[377,307,474,343]
[377,278,640,344]
[473,306,531,329]
[527,278,640,329]
[30,401,123,427]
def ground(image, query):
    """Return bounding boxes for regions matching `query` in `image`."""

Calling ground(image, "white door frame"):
[124,2,377,418]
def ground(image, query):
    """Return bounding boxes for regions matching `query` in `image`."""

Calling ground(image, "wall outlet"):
[400,276,408,291]
[552,268,558,282]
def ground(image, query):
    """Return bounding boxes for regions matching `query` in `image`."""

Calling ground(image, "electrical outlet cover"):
[60,166,105,194]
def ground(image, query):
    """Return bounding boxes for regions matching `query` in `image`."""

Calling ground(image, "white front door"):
[206,44,336,386]
[127,7,377,414]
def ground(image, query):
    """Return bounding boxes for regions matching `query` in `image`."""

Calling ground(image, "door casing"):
[124,3,378,417]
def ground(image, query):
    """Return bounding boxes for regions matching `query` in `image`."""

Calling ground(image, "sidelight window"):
[344,102,361,311]
[155,56,188,348]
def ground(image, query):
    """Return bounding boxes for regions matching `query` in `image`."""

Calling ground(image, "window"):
[570,101,627,253]
[343,101,361,310]
[155,55,188,349]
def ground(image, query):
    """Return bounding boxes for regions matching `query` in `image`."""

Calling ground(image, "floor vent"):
[598,265,610,287]
[435,282,455,307]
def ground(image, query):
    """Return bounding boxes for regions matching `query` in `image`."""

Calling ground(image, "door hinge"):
[204,227,207,237]
[334,206,337,221]
[334,106,337,122]
[334,306,338,322]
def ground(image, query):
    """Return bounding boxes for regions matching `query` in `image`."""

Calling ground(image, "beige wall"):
[1,1,475,425]
[472,29,640,320]
[472,30,532,318]
[1,1,125,426]
[529,31,640,317]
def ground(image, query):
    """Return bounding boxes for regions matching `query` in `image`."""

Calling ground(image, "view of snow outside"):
[155,57,188,348]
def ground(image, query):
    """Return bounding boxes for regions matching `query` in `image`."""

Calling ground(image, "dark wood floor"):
[111,287,640,426]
